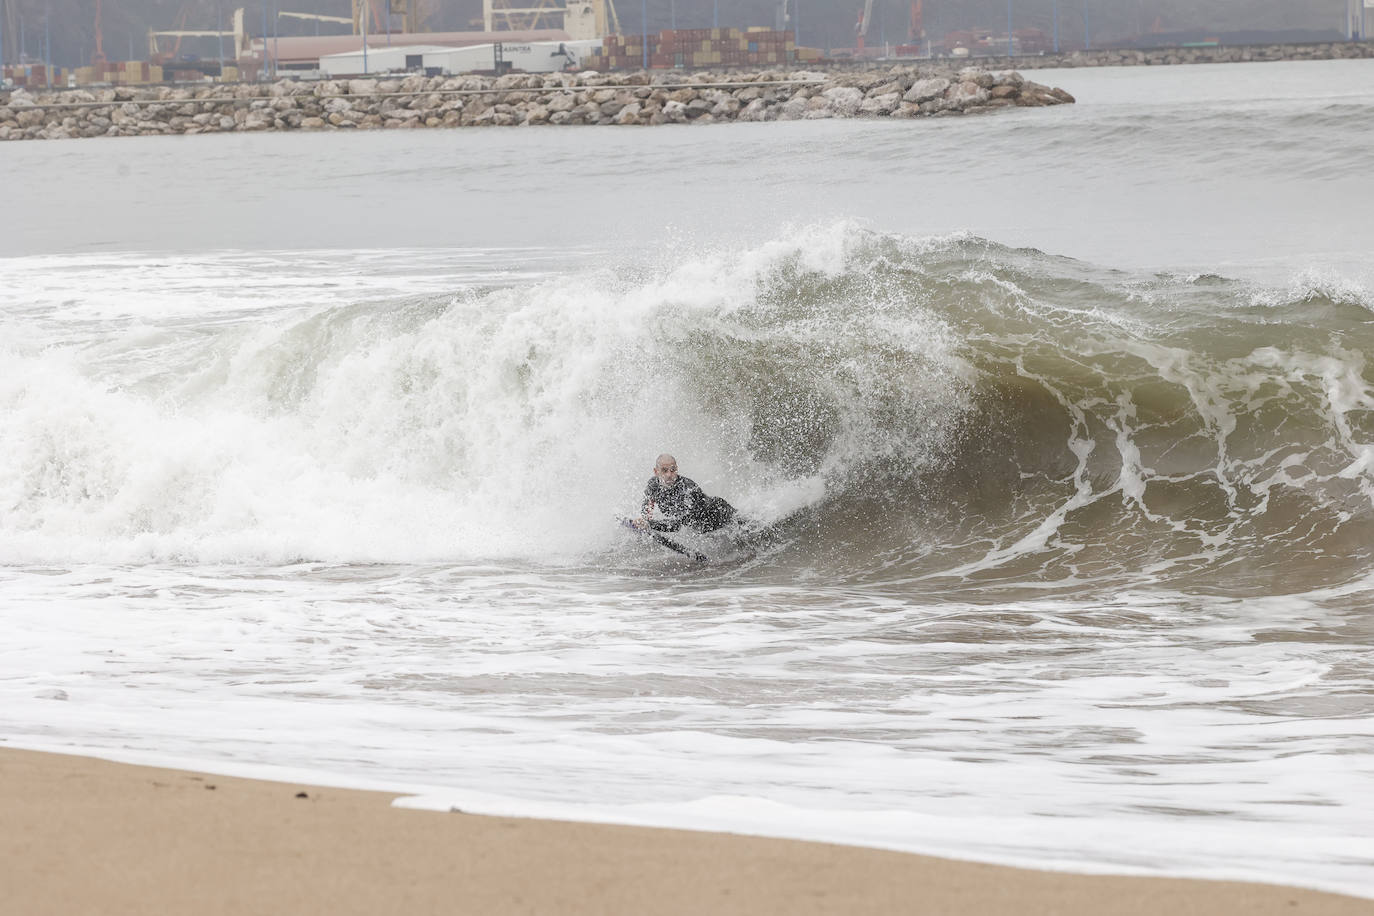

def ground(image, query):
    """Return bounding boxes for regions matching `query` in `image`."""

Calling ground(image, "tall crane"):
[775,0,790,32]
[92,0,107,66]
[279,11,353,33]
[483,0,617,36]
[855,0,874,52]
[352,0,384,34]
[483,0,564,32]
[148,7,244,60]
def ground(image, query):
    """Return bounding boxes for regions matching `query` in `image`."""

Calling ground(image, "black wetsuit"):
[642,476,736,533]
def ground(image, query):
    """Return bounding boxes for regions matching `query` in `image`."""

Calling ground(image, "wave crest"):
[2,225,1371,587]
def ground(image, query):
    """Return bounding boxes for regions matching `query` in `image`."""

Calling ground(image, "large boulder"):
[684,97,713,119]
[776,97,807,120]
[661,99,688,123]
[822,86,865,116]
[947,80,990,107]
[859,92,902,116]
[711,96,741,117]
[612,101,642,124]
[957,67,995,89]
[546,92,578,113]
[735,98,768,122]
[903,77,949,104]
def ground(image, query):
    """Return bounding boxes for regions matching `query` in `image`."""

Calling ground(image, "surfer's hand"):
[632,517,649,530]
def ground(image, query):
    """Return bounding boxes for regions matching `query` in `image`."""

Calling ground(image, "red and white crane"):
[855,0,875,51]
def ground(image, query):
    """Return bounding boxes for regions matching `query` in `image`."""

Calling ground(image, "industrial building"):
[318,39,603,76]
[261,30,574,71]
[62,0,614,82]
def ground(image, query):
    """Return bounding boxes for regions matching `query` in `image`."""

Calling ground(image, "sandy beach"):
[0,747,1366,916]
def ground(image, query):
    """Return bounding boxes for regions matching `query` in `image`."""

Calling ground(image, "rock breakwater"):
[836,39,1374,73]
[0,65,1072,141]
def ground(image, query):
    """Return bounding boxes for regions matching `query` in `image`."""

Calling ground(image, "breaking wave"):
[2,223,1372,593]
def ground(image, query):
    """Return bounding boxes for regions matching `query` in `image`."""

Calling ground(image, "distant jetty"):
[962,38,1374,71]
[0,65,1073,141]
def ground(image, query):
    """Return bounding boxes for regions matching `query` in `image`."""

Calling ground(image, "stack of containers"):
[582,28,809,71]
[1,64,68,88]
[591,33,647,70]
[741,26,795,65]
[71,61,165,86]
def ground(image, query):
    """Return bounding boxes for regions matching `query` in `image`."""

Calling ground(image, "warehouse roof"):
[259,30,574,65]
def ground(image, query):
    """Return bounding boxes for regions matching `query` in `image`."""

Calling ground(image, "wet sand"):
[1,747,1366,915]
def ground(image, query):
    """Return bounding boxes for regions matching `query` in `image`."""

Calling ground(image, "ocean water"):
[3,59,1373,897]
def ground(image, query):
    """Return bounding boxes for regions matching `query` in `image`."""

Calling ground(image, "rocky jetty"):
[988,38,1374,70]
[0,65,1072,141]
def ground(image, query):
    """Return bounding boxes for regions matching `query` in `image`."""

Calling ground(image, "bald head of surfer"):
[632,454,736,535]
[653,454,679,487]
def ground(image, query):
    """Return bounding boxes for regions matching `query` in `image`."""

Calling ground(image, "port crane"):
[278,11,354,33]
[351,0,426,35]
[855,0,874,52]
[908,0,924,45]
[92,0,108,66]
[147,6,245,60]
[481,0,618,37]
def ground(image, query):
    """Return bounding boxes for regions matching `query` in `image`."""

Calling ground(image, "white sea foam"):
[3,564,1372,897]
[0,229,976,566]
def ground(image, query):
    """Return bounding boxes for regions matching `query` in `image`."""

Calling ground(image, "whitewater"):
[2,59,1373,898]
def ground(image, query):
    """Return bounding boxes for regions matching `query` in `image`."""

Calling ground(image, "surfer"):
[631,454,737,534]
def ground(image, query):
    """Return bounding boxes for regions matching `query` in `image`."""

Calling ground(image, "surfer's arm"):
[633,490,656,529]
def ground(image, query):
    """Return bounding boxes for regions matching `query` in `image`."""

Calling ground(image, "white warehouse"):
[320,40,602,77]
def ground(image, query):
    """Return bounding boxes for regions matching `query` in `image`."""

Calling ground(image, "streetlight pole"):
[641,0,647,70]
[1053,0,1059,52]
[1006,0,1012,56]
[261,1,268,78]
